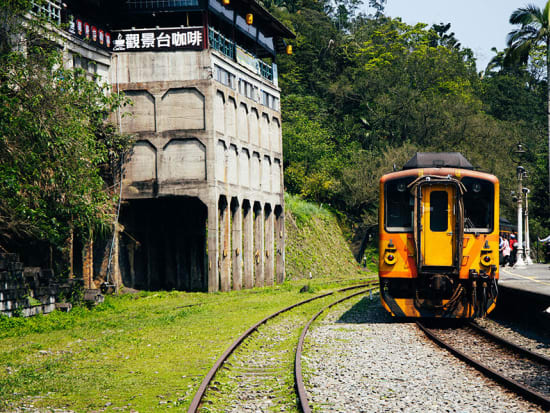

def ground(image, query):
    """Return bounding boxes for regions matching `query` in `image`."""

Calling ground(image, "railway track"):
[187,281,379,412]
[417,320,550,410]
[295,287,374,413]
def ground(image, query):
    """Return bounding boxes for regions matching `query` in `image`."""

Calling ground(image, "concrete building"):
[34,0,293,292]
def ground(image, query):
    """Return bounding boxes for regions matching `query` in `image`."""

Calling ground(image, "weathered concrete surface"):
[77,47,287,292]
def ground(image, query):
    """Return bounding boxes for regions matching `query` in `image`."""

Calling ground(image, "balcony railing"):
[31,0,61,24]
[258,60,273,82]
[126,0,199,9]
[209,27,275,84]
[209,27,234,60]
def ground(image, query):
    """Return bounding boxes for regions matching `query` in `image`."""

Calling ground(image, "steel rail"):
[416,321,550,410]
[295,286,379,413]
[186,281,378,413]
[467,322,550,367]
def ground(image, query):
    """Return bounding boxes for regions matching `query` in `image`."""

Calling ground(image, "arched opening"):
[118,196,207,291]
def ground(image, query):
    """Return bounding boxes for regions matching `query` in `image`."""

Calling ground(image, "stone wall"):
[0,253,80,318]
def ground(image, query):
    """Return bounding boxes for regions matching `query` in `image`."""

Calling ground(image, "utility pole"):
[523,187,533,265]
[515,165,526,268]
[512,143,527,269]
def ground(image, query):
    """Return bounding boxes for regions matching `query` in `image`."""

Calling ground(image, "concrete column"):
[275,207,285,284]
[242,202,254,289]
[253,202,264,287]
[264,205,274,286]
[66,228,74,278]
[207,201,219,292]
[111,224,123,291]
[231,199,242,290]
[83,238,94,289]
[219,197,231,291]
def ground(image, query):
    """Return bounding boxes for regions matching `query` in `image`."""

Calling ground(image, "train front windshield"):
[462,177,494,233]
[385,177,415,232]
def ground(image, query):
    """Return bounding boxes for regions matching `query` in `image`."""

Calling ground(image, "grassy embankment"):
[0,195,374,411]
[284,193,369,280]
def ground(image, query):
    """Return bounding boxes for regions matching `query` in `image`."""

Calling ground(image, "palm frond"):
[509,4,544,25]
[504,39,533,67]
[506,26,539,47]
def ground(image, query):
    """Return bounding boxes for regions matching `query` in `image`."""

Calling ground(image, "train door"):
[420,185,456,267]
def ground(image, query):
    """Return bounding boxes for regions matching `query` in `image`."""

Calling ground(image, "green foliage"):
[285,194,368,280]
[284,193,330,226]
[0,3,132,260]
[273,2,549,237]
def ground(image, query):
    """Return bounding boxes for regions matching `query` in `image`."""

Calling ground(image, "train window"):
[430,191,448,232]
[385,177,414,232]
[462,177,494,232]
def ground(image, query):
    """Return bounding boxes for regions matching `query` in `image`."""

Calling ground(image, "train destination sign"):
[112,28,205,52]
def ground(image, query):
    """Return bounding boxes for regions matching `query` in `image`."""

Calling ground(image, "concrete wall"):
[109,48,284,291]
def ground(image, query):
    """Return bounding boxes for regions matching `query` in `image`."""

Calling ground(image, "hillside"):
[284,194,372,280]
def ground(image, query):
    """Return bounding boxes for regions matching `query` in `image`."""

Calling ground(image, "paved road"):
[500,263,550,299]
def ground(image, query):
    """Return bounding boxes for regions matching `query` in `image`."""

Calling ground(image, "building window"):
[214,65,235,89]
[260,90,279,111]
[238,78,258,101]
[73,54,98,80]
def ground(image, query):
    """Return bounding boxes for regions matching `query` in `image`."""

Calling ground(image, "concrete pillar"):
[111,224,123,291]
[264,205,274,286]
[242,201,254,289]
[219,197,231,291]
[207,201,220,292]
[66,228,74,278]
[253,202,264,287]
[231,198,242,290]
[275,206,285,284]
[83,238,94,289]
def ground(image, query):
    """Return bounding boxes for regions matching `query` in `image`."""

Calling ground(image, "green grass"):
[0,196,375,411]
[284,193,331,226]
[0,278,376,411]
[285,194,367,280]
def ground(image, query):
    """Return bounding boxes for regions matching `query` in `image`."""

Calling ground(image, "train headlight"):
[384,252,397,265]
[384,239,398,265]
[480,240,493,267]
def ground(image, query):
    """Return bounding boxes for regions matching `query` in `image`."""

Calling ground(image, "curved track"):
[295,286,377,413]
[417,320,550,410]
[187,281,378,412]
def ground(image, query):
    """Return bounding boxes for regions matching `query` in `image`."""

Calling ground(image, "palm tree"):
[505,1,549,197]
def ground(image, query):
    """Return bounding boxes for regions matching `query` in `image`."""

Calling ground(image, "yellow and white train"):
[379,153,499,318]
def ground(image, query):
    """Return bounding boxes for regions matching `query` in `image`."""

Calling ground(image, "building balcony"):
[31,0,61,24]
[125,0,199,9]
[209,27,274,85]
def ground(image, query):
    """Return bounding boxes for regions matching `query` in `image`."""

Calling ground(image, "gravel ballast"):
[304,295,545,412]
[475,317,550,359]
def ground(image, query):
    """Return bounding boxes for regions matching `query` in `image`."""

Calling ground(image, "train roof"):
[379,167,498,184]
[402,152,474,170]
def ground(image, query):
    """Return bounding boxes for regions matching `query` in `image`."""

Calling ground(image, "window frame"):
[384,177,415,233]
[462,177,494,234]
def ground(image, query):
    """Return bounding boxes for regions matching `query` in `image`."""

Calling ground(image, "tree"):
[368,0,386,18]
[0,0,131,269]
[505,1,550,198]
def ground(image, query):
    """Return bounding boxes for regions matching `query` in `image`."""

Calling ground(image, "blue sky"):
[369,0,547,71]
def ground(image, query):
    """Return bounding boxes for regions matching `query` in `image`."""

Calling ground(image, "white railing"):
[31,0,61,24]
